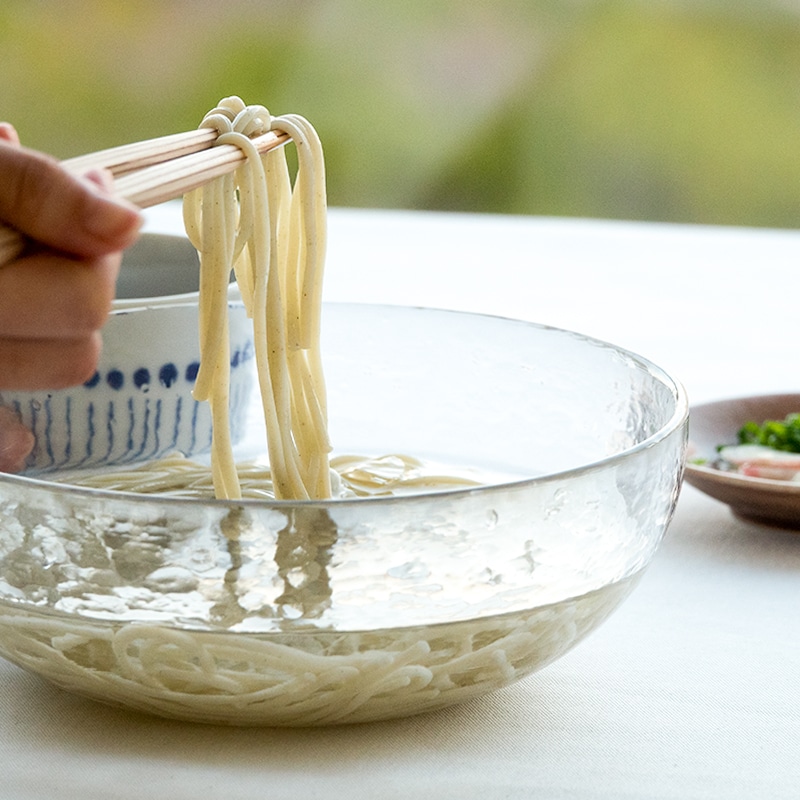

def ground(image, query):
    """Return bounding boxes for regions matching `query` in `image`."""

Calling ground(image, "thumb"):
[0,406,34,473]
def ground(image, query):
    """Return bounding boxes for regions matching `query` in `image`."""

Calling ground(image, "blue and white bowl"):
[0,234,255,474]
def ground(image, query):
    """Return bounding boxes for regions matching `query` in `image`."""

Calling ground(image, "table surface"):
[3,206,800,799]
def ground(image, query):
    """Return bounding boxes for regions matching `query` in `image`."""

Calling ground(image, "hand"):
[0,406,34,473]
[0,123,143,390]
[0,123,143,470]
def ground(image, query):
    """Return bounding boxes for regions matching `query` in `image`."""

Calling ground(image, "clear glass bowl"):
[0,304,687,726]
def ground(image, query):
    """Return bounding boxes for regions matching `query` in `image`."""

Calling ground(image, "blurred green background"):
[1,0,798,228]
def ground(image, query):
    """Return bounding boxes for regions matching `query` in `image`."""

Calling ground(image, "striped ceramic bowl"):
[0,234,255,474]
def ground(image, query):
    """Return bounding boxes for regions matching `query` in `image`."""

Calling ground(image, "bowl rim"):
[0,302,689,509]
[111,281,241,312]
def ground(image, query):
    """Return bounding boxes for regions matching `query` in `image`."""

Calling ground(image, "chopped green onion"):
[737,413,800,453]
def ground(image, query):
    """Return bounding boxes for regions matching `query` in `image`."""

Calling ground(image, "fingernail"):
[0,123,20,146]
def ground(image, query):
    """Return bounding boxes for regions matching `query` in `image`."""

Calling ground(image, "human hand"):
[0,123,143,390]
[0,406,34,473]
[0,123,143,470]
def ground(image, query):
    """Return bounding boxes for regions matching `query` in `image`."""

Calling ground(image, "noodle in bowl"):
[0,303,688,726]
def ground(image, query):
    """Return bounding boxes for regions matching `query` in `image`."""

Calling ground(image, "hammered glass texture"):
[0,305,687,725]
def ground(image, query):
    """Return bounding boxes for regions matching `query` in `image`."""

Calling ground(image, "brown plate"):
[685,393,800,529]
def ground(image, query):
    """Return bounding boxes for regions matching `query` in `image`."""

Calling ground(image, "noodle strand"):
[188,97,332,500]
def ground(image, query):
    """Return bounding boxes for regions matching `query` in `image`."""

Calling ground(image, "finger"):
[0,333,102,390]
[0,145,143,258]
[0,251,121,339]
[0,406,34,472]
[0,123,20,146]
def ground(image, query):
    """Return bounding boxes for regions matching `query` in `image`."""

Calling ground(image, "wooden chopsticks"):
[0,126,290,267]
[62,128,220,178]
[111,129,289,208]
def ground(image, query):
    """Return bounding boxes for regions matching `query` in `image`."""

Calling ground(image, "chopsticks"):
[111,128,289,207]
[0,126,290,267]
[62,127,221,178]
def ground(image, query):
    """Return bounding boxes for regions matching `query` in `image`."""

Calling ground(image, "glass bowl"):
[0,304,688,726]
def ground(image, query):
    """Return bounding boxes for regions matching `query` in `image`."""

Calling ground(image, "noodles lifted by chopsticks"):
[53,97,485,502]
[183,97,331,501]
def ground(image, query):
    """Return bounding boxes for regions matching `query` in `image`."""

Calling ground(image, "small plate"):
[685,393,800,529]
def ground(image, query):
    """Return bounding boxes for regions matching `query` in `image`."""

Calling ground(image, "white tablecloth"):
[2,207,799,799]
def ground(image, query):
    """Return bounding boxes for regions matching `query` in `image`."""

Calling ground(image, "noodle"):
[183,97,331,501]
[56,451,483,498]
[0,575,637,726]
[48,96,478,501]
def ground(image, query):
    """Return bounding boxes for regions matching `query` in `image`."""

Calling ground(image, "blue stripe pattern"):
[11,348,254,473]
